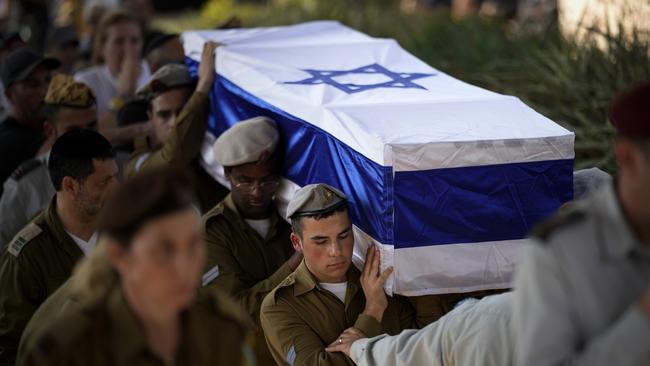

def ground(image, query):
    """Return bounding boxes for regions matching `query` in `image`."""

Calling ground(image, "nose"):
[328,241,342,257]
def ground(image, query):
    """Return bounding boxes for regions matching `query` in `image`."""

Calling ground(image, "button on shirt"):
[513,181,650,366]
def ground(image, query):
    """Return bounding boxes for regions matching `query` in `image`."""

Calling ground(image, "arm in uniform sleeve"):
[394,294,418,331]
[203,227,293,325]
[513,242,650,366]
[137,90,210,171]
[0,254,42,360]
[260,296,355,366]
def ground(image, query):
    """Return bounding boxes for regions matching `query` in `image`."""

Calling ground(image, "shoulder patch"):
[10,158,43,180]
[7,223,43,257]
[201,264,220,287]
[532,207,586,242]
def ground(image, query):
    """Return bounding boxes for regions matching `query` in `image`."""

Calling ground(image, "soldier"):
[0,129,118,365]
[124,41,228,213]
[513,82,650,365]
[21,168,252,366]
[0,74,98,248]
[260,183,416,366]
[202,116,301,364]
[0,48,60,196]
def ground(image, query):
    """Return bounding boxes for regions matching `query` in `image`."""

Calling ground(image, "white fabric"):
[183,22,573,169]
[319,281,348,303]
[350,293,514,366]
[66,231,98,256]
[245,218,271,238]
[74,62,151,116]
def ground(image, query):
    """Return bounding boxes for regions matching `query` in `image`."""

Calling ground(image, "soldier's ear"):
[106,240,127,273]
[61,175,79,195]
[290,232,303,252]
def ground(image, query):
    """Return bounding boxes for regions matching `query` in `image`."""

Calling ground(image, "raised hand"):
[360,245,393,323]
[196,41,221,94]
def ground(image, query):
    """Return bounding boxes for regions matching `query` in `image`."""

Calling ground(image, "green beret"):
[286,183,347,219]
[213,116,279,167]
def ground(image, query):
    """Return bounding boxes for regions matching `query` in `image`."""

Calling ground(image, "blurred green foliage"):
[157,0,650,172]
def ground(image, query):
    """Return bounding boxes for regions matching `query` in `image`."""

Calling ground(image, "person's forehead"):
[230,159,277,178]
[151,87,191,110]
[56,105,97,122]
[302,211,351,235]
[107,21,141,37]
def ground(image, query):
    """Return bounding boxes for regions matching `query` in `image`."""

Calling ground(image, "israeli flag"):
[183,21,574,296]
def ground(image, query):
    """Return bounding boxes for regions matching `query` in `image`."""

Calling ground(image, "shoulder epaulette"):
[7,222,43,257]
[532,205,586,242]
[10,158,43,180]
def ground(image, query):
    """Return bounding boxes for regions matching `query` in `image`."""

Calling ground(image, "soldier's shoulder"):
[265,272,297,306]
[24,306,96,363]
[531,201,589,244]
[6,221,46,257]
[10,158,44,181]
[202,200,229,225]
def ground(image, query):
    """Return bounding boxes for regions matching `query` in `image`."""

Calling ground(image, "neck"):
[56,194,96,241]
[122,284,181,364]
[618,186,650,246]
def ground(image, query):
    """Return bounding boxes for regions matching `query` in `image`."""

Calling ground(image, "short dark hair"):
[290,203,348,239]
[48,129,115,191]
[97,168,196,246]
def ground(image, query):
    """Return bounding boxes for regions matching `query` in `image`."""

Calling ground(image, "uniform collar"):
[293,260,360,302]
[133,135,152,153]
[45,196,84,259]
[593,181,640,259]
[223,194,281,241]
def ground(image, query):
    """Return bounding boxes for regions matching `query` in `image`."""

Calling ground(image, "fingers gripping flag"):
[183,21,574,296]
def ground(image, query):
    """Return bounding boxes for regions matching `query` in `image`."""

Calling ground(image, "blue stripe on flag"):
[186,58,573,248]
[393,159,574,248]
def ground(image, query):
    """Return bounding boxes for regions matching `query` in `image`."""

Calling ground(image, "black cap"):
[143,31,178,57]
[1,48,61,87]
[47,26,79,49]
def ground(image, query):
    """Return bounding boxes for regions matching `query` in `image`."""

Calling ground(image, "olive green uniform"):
[22,285,252,366]
[123,91,228,213]
[260,261,417,366]
[0,198,83,364]
[202,194,294,365]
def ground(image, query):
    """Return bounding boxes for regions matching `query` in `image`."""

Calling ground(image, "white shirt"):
[319,282,347,303]
[65,231,98,256]
[350,293,514,366]
[245,218,271,239]
[74,62,151,116]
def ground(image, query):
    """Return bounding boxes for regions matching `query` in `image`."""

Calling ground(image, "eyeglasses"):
[232,176,281,193]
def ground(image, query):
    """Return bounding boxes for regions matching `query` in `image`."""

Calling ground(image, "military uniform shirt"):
[513,181,650,366]
[0,198,83,364]
[22,285,251,366]
[260,261,417,366]
[123,91,228,213]
[0,155,54,249]
[202,195,294,365]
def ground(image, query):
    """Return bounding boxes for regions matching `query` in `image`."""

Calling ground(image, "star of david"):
[284,63,435,94]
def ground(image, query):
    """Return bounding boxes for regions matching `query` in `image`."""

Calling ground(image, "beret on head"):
[609,81,650,138]
[286,183,347,219]
[213,116,279,167]
[45,74,96,108]
[136,63,193,100]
